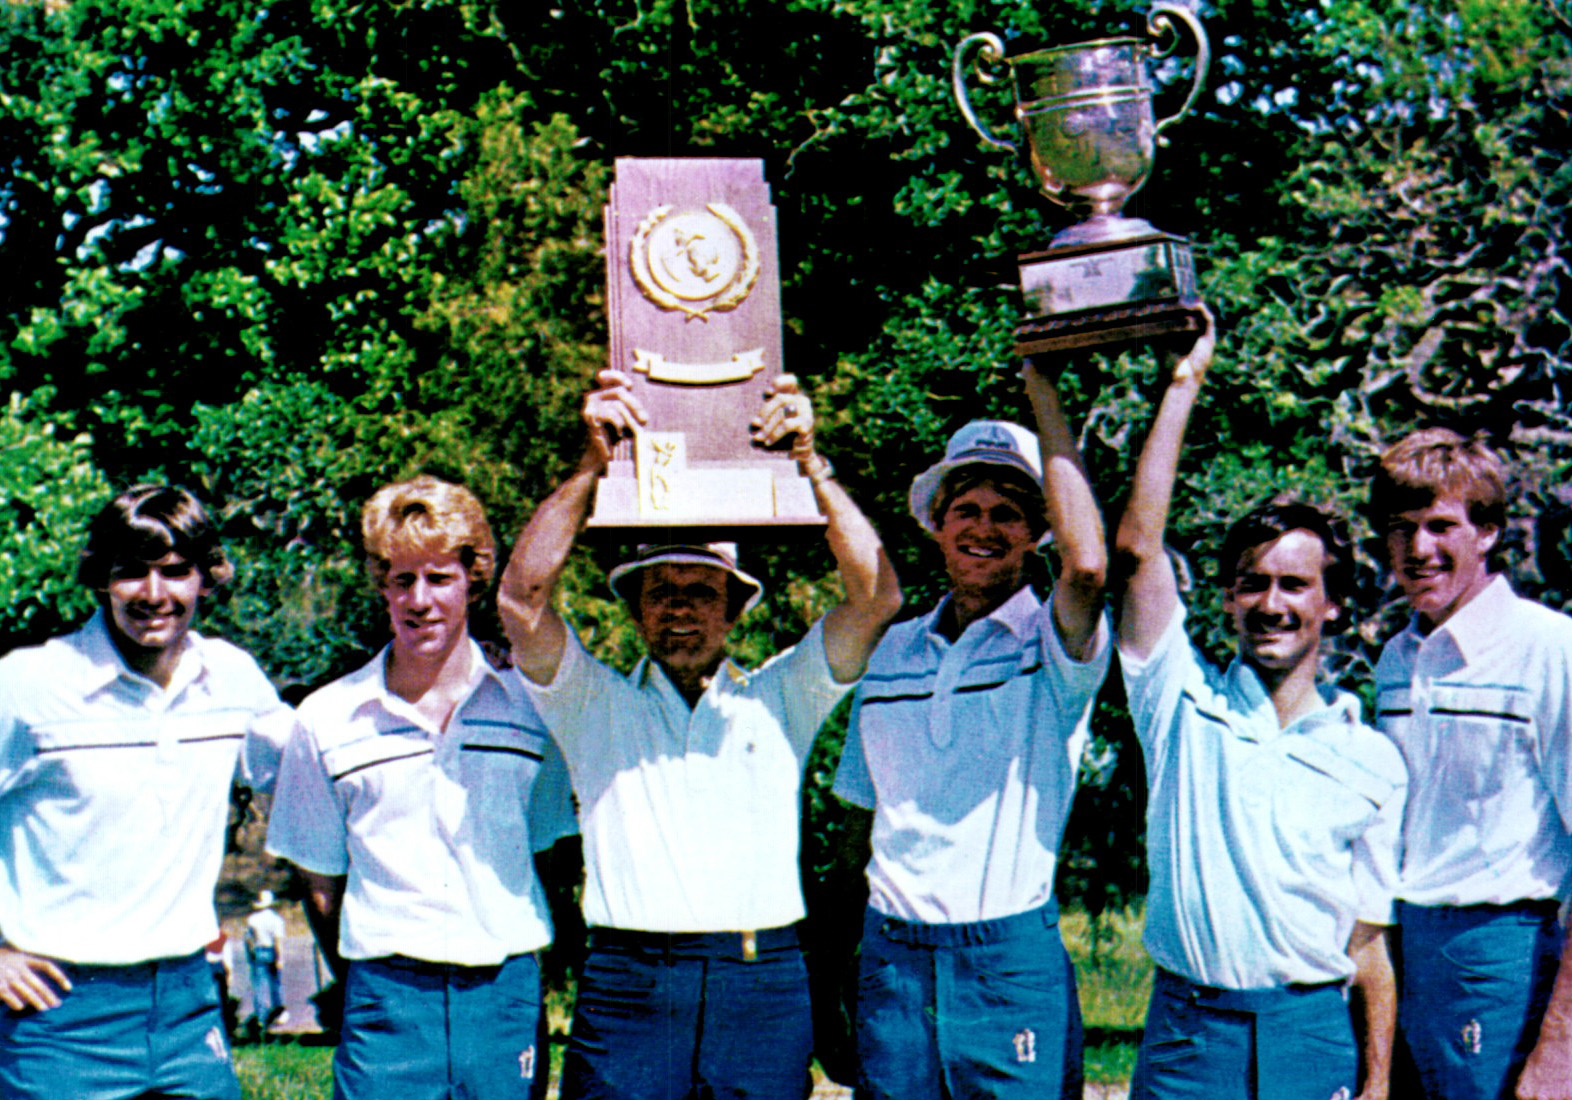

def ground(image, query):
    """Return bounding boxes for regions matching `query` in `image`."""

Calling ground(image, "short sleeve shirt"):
[266,641,573,964]
[524,620,849,933]
[834,586,1111,923]
[1121,604,1407,989]
[0,611,289,964]
[1375,576,1572,906]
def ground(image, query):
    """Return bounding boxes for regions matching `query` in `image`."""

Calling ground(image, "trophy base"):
[582,457,826,543]
[1014,231,1202,354]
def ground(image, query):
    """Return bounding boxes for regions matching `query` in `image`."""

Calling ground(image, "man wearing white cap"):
[832,364,1110,1100]
[243,889,287,1029]
[500,369,901,1100]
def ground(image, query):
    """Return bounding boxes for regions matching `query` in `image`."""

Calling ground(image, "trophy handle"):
[953,32,1017,154]
[1147,2,1210,140]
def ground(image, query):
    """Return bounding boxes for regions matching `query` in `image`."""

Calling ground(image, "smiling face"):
[934,482,1037,601]
[1224,529,1342,675]
[381,550,473,663]
[103,551,209,667]
[634,563,736,684]
[1384,493,1498,632]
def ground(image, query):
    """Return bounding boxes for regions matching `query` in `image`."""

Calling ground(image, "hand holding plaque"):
[954,3,1210,354]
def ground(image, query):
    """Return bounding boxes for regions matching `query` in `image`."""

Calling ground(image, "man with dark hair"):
[1114,328,1407,1100]
[832,366,1109,1100]
[267,475,573,1100]
[499,370,901,1100]
[1370,428,1572,1100]
[0,484,290,1100]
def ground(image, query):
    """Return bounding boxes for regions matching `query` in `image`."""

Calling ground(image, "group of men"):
[0,319,1569,1100]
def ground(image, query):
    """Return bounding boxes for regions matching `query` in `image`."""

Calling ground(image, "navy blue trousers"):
[561,926,813,1100]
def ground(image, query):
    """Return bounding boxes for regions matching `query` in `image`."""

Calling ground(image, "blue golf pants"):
[561,926,813,1100]
[247,945,282,1023]
[0,950,239,1100]
[1132,968,1357,1100]
[333,952,546,1100]
[853,903,1083,1100]
[1396,900,1564,1100]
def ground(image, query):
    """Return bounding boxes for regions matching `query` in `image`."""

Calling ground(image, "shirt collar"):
[633,654,745,697]
[1221,656,1357,738]
[924,585,1040,642]
[368,637,495,730]
[78,608,205,696]
[1415,573,1514,663]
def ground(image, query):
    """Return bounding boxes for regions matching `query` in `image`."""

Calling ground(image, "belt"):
[587,924,799,963]
[1156,968,1344,1014]
[869,902,1059,947]
[1398,898,1562,921]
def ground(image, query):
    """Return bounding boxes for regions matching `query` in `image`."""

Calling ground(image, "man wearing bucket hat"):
[1114,322,1407,1100]
[243,889,287,1031]
[499,369,901,1100]
[832,365,1110,1100]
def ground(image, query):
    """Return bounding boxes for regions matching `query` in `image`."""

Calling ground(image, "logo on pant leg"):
[519,1045,536,1079]
[205,1025,230,1063]
[1329,1088,1351,1100]
[1460,1019,1483,1056]
[1012,1028,1037,1064]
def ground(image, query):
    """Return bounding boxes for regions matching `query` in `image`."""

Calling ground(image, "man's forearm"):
[1348,922,1396,1100]
[812,467,901,684]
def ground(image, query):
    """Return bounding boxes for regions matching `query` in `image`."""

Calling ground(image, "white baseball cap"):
[607,543,765,615]
[908,420,1044,534]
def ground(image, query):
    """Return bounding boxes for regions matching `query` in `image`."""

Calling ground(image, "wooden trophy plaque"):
[586,158,824,539]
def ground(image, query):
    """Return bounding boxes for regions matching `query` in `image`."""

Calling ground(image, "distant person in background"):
[0,485,291,1100]
[244,889,288,1029]
[1370,429,1572,1100]
[833,364,1110,1100]
[1113,323,1407,1100]
[268,475,574,1100]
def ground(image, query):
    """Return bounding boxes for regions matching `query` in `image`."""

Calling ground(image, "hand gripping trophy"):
[954,3,1210,354]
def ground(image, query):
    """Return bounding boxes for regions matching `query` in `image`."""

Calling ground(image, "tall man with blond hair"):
[268,474,573,1100]
[1370,429,1572,1100]
[500,370,901,1100]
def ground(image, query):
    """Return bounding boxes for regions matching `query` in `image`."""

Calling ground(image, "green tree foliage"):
[2,0,1570,930]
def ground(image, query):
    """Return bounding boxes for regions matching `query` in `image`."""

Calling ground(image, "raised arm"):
[1023,362,1106,662]
[751,376,902,684]
[500,370,647,685]
[1112,318,1215,659]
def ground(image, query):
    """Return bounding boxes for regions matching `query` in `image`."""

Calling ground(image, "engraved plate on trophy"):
[954,3,1210,354]
[587,158,823,537]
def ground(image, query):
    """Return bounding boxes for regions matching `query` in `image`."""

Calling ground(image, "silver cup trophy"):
[954,3,1210,353]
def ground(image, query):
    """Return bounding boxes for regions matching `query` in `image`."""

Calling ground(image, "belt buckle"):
[741,930,758,962]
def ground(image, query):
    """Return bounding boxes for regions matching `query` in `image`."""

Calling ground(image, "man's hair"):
[77,485,232,590]
[929,466,1048,539]
[1219,495,1355,634]
[630,567,754,623]
[361,475,495,592]
[1369,428,1507,533]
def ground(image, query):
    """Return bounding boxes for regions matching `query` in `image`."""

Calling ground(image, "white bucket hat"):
[907,420,1044,535]
[607,543,765,616]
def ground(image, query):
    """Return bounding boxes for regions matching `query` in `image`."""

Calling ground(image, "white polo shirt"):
[834,586,1111,923]
[1122,605,1407,989]
[0,611,291,964]
[266,641,574,965]
[1375,576,1572,907]
[524,620,849,933]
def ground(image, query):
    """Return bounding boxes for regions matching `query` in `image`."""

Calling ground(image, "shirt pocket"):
[1421,684,1536,802]
[322,731,433,812]
[1277,736,1396,845]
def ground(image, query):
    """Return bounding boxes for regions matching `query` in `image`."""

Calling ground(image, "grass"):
[235,905,1153,1099]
